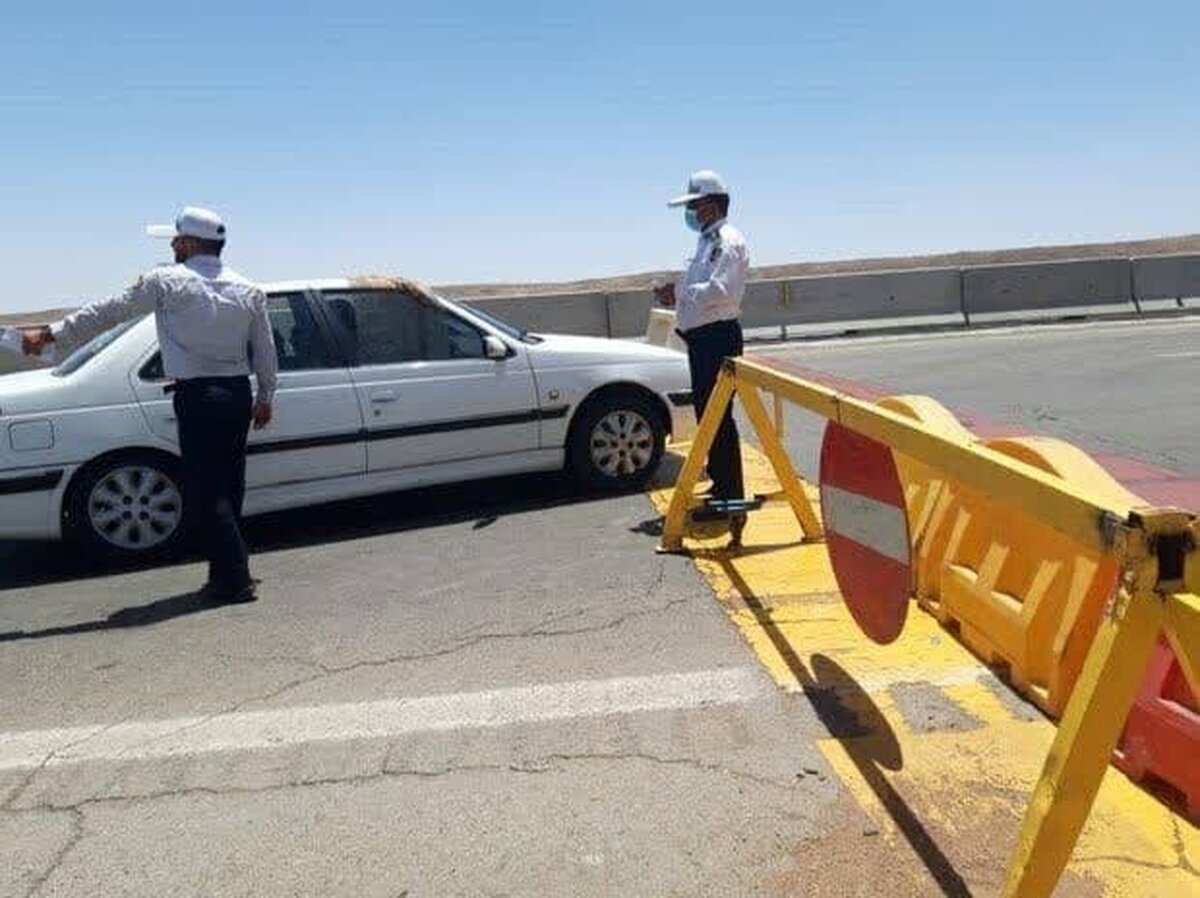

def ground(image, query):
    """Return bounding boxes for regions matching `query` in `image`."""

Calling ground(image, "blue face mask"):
[684,207,702,232]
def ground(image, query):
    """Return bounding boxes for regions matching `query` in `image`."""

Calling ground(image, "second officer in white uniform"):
[654,170,748,501]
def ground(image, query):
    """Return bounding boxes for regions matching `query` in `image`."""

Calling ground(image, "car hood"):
[525,333,686,368]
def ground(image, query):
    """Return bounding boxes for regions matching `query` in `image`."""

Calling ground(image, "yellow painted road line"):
[651,442,1200,897]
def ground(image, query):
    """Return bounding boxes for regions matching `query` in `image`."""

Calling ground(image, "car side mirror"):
[484,335,510,360]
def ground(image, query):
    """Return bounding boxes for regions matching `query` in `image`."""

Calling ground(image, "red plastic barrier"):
[1114,638,1200,822]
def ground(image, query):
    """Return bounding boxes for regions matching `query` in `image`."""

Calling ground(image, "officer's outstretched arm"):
[50,274,164,354]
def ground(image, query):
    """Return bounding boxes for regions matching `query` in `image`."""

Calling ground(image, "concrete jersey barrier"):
[1131,253,1200,303]
[741,268,963,331]
[962,258,1135,321]
[462,292,611,338]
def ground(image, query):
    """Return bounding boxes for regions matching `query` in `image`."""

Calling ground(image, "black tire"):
[568,391,666,491]
[64,451,188,564]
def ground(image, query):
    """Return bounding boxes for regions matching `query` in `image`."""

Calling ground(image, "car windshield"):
[440,296,541,344]
[52,318,142,377]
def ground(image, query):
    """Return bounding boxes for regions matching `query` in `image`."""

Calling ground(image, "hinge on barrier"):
[1154,533,1190,589]
[1100,511,1134,560]
[1127,508,1196,593]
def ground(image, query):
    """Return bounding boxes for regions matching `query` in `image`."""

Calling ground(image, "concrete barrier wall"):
[456,255,1176,341]
[456,266,966,340]
[463,292,610,337]
[962,259,1134,318]
[607,290,655,338]
[1132,254,1200,301]
[741,268,963,329]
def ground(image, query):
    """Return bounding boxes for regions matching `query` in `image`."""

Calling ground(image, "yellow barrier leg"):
[658,365,737,553]
[738,383,824,541]
[1002,568,1164,898]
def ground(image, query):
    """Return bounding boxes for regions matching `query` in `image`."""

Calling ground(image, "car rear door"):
[130,291,366,488]
[314,287,540,473]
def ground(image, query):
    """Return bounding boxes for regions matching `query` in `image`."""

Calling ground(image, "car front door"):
[315,287,540,473]
[131,291,366,489]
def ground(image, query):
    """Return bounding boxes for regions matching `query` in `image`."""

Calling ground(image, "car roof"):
[261,276,440,300]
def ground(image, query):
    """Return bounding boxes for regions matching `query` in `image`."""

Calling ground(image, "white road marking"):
[780,664,1004,695]
[0,667,769,771]
[1156,350,1200,359]
[819,484,910,565]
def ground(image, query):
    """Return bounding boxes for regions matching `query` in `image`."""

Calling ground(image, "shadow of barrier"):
[705,548,972,896]
[656,356,1200,898]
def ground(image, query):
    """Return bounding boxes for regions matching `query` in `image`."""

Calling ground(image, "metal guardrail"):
[657,355,1199,898]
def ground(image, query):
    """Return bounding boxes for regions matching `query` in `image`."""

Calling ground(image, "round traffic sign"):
[818,422,913,644]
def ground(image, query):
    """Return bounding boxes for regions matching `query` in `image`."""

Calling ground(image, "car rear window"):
[52,318,142,377]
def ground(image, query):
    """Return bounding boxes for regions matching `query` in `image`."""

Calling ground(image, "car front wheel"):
[569,392,666,491]
[65,452,187,563]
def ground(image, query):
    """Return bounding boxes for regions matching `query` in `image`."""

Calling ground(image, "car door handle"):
[370,391,398,403]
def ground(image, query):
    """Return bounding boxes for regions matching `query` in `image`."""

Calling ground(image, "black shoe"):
[198,578,260,605]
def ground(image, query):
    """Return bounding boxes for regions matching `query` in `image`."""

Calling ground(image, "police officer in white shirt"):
[22,207,278,603]
[653,171,747,501]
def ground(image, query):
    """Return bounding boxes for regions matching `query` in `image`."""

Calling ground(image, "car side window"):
[320,289,421,365]
[267,293,337,371]
[319,289,481,365]
[422,305,486,360]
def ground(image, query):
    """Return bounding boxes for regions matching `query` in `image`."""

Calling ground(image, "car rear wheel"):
[65,452,187,563]
[569,392,666,491]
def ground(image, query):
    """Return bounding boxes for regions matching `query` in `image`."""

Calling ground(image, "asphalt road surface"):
[746,315,1200,484]
[1,316,1196,897]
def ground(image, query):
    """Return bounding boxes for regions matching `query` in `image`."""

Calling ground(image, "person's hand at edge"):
[251,401,273,430]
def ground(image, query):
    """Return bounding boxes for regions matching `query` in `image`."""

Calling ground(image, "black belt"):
[162,375,248,395]
[676,318,740,342]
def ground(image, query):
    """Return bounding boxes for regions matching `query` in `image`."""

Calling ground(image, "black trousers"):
[172,377,253,589]
[682,318,745,500]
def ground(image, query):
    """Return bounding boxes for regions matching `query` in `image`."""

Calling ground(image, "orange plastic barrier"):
[906,435,1143,717]
[1114,638,1200,822]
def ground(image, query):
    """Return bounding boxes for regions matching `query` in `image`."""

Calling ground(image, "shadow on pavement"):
[0,589,246,642]
[0,464,680,592]
[704,554,974,897]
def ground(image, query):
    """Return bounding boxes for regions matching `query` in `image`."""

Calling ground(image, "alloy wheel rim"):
[87,465,182,550]
[589,410,654,477]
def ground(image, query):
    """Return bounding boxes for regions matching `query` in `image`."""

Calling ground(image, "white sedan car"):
[0,278,694,562]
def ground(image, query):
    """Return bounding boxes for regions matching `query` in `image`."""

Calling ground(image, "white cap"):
[666,170,728,207]
[146,206,227,241]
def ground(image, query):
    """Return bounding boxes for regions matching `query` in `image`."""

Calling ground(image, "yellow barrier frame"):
[659,357,1199,898]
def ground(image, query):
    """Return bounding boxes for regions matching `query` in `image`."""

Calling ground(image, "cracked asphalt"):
[0,472,840,897]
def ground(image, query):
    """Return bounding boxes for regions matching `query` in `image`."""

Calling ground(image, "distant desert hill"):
[5,233,1200,326]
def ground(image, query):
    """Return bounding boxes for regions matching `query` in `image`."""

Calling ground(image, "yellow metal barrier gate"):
[658,356,1200,898]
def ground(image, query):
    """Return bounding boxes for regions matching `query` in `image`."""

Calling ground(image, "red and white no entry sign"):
[818,422,914,644]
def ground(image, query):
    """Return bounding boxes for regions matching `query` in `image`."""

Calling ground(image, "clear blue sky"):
[3,1,1198,312]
